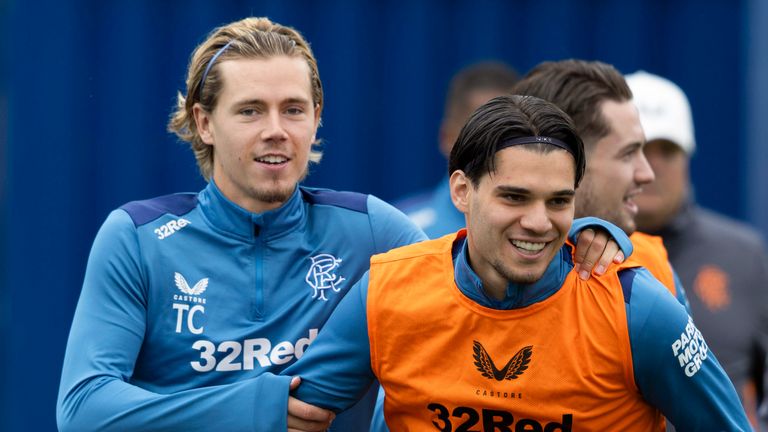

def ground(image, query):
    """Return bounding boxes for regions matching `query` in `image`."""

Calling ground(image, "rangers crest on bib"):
[305,254,346,301]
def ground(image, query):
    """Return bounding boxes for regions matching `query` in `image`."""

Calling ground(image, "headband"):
[198,39,236,99]
[497,136,574,157]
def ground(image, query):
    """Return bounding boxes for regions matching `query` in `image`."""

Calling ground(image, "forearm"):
[628,268,751,430]
[57,272,292,431]
[285,274,376,412]
[58,372,290,432]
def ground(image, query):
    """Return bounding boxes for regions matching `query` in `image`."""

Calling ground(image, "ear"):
[193,103,215,145]
[449,170,471,213]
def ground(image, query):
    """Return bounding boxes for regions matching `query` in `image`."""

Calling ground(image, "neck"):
[211,179,296,214]
[454,238,571,310]
[483,279,508,301]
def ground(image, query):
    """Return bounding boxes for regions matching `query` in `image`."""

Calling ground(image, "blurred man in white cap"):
[627,70,768,428]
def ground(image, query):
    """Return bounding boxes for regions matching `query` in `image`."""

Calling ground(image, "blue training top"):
[56,181,427,432]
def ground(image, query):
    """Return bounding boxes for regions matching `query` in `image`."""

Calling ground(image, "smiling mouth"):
[255,155,289,165]
[511,239,547,254]
[623,194,639,214]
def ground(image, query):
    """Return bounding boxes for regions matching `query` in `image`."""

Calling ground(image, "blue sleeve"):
[671,266,692,314]
[568,216,633,258]
[370,386,390,432]
[368,195,428,253]
[284,272,376,412]
[625,268,751,430]
[56,210,292,432]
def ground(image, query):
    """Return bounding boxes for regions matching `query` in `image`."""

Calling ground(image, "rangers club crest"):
[305,254,346,301]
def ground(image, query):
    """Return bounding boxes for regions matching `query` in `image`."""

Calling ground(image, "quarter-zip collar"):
[197,181,305,241]
[453,236,573,310]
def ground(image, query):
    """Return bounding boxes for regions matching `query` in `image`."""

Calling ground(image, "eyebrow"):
[232,97,312,107]
[496,185,575,197]
[281,97,312,105]
[497,186,530,194]
[621,141,644,153]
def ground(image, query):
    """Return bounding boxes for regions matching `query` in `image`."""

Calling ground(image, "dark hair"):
[449,95,585,187]
[513,60,631,148]
[444,61,519,121]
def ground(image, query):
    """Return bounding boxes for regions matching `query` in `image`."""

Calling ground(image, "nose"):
[634,150,655,186]
[261,110,288,142]
[520,201,553,234]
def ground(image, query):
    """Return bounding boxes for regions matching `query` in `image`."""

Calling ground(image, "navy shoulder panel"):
[120,193,198,226]
[618,268,637,304]
[300,187,368,214]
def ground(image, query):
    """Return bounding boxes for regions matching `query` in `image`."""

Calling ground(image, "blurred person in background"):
[396,61,519,239]
[627,70,768,428]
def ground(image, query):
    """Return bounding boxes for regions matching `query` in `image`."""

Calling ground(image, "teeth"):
[256,155,288,164]
[512,240,546,252]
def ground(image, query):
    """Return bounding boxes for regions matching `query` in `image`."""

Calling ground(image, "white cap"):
[625,70,696,155]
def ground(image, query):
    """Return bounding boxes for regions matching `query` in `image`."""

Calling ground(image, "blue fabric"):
[626,267,749,430]
[285,272,377,410]
[300,188,369,213]
[56,182,426,431]
[569,216,634,258]
[395,177,465,239]
[121,193,199,226]
[671,267,692,313]
[370,387,389,432]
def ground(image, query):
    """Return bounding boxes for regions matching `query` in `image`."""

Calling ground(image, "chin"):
[510,274,543,285]
[621,219,637,235]
[253,185,296,204]
[507,267,547,285]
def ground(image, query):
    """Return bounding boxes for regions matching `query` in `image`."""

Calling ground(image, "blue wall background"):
[1,1,766,430]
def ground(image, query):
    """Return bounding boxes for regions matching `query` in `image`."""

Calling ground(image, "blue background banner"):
[1,1,766,430]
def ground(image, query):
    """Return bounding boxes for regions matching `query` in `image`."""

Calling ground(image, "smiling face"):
[575,99,654,234]
[451,146,576,298]
[193,55,320,213]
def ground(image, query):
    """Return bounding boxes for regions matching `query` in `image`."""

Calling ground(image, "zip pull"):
[254,224,261,237]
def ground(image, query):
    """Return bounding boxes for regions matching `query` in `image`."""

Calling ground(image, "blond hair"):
[168,17,323,179]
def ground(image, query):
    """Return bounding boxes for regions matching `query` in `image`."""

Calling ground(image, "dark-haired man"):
[514,59,690,304]
[285,95,749,431]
